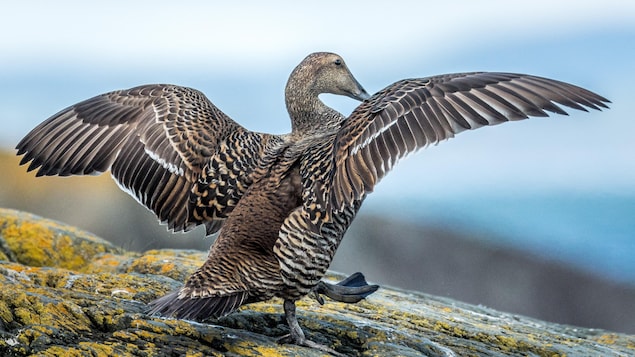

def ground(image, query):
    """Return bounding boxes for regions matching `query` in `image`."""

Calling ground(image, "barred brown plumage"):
[16,52,609,354]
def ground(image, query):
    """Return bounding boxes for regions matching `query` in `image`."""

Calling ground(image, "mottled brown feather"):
[332,72,609,209]
[16,84,280,233]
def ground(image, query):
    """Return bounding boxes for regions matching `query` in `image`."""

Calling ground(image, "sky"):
[1,0,634,198]
[1,1,634,287]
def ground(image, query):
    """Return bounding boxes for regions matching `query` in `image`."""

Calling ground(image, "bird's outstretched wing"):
[16,84,282,234]
[331,72,610,208]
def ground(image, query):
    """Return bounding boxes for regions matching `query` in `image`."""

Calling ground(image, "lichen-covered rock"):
[0,208,633,356]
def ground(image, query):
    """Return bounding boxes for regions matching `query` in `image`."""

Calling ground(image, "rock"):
[0,208,633,356]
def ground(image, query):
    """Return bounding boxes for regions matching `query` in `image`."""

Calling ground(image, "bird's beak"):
[355,87,371,101]
[348,78,371,101]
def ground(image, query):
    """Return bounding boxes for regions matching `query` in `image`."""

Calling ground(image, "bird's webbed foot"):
[311,272,379,305]
[278,299,346,356]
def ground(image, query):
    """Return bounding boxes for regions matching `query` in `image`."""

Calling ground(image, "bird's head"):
[287,52,370,103]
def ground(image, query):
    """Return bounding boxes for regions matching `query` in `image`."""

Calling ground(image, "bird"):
[16,52,609,353]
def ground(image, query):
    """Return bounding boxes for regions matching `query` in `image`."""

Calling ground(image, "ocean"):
[369,193,635,286]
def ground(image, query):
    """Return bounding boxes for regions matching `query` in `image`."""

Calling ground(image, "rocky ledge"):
[0,208,633,356]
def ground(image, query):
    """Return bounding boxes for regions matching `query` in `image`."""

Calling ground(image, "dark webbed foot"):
[312,272,379,305]
[278,299,346,356]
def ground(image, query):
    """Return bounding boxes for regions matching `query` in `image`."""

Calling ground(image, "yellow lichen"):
[0,299,13,323]
[3,219,55,267]
[252,345,292,356]
[37,346,85,357]
[169,319,202,336]
[227,340,289,357]
[129,318,170,334]
[76,341,118,356]
[345,329,359,340]
[14,307,36,325]
[0,209,121,273]
[596,333,618,345]
[160,261,176,274]
[246,300,282,315]
[495,335,519,349]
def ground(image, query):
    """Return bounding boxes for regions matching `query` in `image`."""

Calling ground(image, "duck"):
[16,52,609,353]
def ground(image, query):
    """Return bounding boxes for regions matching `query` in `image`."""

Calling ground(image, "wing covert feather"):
[16,84,280,233]
[331,72,609,209]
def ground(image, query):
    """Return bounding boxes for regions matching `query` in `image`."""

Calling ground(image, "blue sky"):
[1,1,634,284]
[1,0,634,198]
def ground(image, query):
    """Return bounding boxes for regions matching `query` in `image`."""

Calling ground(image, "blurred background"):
[1,1,634,333]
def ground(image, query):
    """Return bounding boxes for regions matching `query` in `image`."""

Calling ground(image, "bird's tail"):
[147,289,248,321]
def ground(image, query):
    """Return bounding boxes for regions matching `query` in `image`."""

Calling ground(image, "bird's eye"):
[334,59,342,66]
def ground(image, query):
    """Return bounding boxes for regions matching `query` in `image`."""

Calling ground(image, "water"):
[369,193,635,285]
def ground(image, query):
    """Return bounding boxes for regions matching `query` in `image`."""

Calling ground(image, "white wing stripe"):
[144,147,185,176]
[349,116,400,155]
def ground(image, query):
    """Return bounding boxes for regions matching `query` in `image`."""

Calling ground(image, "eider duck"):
[16,52,609,353]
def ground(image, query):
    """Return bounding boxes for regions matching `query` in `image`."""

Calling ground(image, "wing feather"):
[332,72,609,209]
[16,84,280,233]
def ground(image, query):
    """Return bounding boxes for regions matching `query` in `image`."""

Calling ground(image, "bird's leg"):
[278,299,344,356]
[277,274,377,353]
[278,299,305,344]
[312,272,379,305]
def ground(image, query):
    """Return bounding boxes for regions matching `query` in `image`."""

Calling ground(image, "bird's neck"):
[286,86,342,138]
